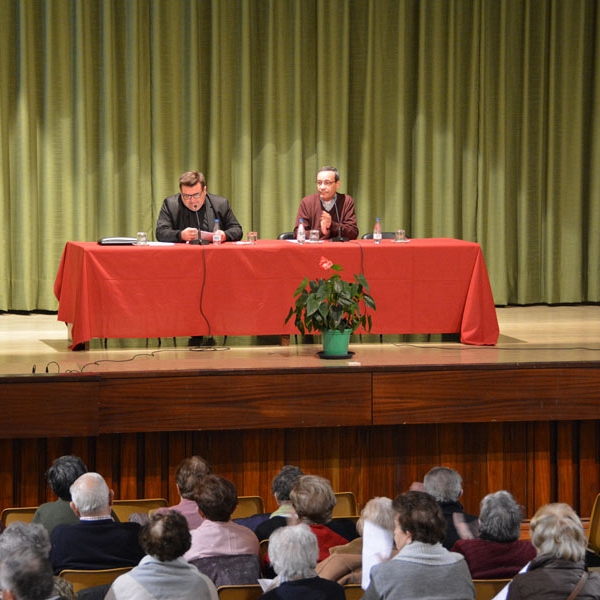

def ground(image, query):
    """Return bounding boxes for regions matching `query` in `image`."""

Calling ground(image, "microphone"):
[330,200,349,242]
[192,203,209,245]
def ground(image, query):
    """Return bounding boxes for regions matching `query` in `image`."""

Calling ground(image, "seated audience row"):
[7,455,600,600]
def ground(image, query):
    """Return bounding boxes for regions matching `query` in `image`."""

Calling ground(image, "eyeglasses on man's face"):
[182,192,202,200]
[316,180,336,186]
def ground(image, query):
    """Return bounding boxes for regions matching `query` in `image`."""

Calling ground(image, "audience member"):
[184,474,259,561]
[105,510,218,600]
[154,455,211,529]
[294,166,358,240]
[0,522,76,600]
[156,170,242,244]
[49,472,144,574]
[255,465,304,542]
[507,503,600,600]
[316,496,395,587]
[289,475,356,562]
[0,548,56,600]
[423,466,478,549]
[362,490,475,600]
[260,524,345,599]
[452,490,536,578]
[32,455,88,534]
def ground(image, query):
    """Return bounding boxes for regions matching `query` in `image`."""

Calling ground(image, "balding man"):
[49,472,144,574]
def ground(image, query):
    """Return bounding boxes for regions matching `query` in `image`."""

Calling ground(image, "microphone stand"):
[330,200,349,242]
[191,204,210,245]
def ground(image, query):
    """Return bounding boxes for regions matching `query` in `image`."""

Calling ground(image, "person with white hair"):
[316,496,396,587]
[452,490,535,578]
[506,503,600,600]
[49,472,144,574]
[260,524,345,599]
[423,466,479,549]
[0,548,56,600]
[0,522,76,600]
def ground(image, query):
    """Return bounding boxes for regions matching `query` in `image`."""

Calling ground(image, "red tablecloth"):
[54,239,499,348]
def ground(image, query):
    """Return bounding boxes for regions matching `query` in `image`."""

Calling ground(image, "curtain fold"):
[1,0,599,310]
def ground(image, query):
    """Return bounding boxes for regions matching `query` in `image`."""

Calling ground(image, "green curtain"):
[1,0,599,310]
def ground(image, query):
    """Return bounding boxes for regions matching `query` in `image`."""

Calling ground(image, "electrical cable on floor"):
[41,345,232,374]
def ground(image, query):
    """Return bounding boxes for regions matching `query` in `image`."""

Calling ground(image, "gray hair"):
[530,503,586,562]
[0,522,51,562]
[290,475,336,524]
[70,472,111,516]
[357,496,395,536]
[269,524,319,580]
[272,465,304,504]
[423,467,463,502]
[0,548,54,600]
[317,166,340,182]
[479,490,523,542]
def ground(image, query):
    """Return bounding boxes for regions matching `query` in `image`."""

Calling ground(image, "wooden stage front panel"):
[1,361,599,522]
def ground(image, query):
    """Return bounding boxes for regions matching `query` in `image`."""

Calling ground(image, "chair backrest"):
[278,232,295,240]
[232,496,265,520]
[472,578,512,600]
[191,554,261,587]
[333,492,358,517]
[258,538,270,574]
[58,567,132,593]
[588,493,600,555]
[111,498,167,522]
[1,506,38,526]
[343,583,364,600]
[361,232,397,240]
[217,584,263,600]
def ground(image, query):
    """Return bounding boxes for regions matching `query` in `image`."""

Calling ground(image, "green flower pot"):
[321,329,352,357]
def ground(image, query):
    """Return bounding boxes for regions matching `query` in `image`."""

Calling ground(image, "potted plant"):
[285,256,376,357]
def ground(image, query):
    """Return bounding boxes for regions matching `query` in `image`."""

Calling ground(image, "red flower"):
[319,256,334,271]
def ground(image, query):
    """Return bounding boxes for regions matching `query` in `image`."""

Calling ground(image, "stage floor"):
[1,305,599,376]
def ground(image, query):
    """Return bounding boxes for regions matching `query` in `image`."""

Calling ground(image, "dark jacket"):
[438,500,479,550]
[156,193,243,242]
[507,555,600,600]
[50,518,144,574]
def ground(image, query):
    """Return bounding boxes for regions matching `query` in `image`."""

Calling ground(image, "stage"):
[1,305,598,376]
[1,305,599,520]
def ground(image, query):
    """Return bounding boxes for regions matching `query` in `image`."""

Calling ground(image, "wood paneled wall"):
[2,421,599,520]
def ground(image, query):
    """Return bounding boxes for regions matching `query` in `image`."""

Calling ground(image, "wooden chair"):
[217,584,263,600]
[259,538,270,574]
[588,492,600,556]
[58,567,132,593]
[333,492,358,517]
[111,498,167,522]
[343,583,364,600]
[1,506,38,526]
[231,496,265,520]
[472,578,511,600]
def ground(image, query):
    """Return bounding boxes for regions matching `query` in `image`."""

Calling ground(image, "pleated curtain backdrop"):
[0,0,599,310]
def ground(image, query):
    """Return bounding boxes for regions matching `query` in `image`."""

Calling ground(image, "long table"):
[53,238,499,348]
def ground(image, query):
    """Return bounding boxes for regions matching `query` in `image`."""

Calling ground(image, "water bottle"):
[373,217,382,244]
[213,219,222,245]
[297,219,306,244]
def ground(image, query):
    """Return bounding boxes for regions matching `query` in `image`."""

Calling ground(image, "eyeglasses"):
[182,192,202,200]
[316,180,336,186]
